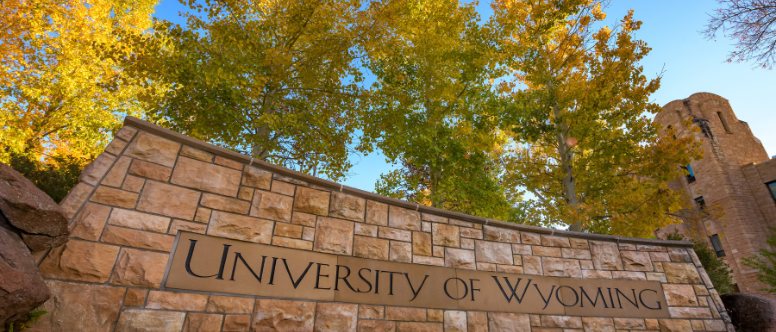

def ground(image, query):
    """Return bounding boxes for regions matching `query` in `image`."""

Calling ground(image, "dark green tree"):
[743,227,776,293]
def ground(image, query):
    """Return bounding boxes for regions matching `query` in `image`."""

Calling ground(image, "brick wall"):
[29,117,733,332]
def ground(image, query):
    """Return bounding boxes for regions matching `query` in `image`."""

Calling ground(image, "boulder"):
[721,293,776,332]
[0,218,51,327]
[0,162,69,251]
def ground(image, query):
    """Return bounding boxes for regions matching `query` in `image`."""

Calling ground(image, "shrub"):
[743,227,776,293]
[5,152,88,203]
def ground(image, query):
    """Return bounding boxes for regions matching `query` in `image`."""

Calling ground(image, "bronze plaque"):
[165,232,669,317]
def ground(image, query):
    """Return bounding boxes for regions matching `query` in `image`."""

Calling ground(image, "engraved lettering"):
[315,263,330,290]
[185,239,218,278]
[556,285,579,307]
[229,253,266,282]
[282,259,313,289]
[580,287,608,308]
[639,289,662,310]
[335,265,357,292]
[492,277,532,304]
[357,268,373,293]
[444,278,467,300]
[615,288,639,309]
[534,284,557,310]
[404,273,429,301]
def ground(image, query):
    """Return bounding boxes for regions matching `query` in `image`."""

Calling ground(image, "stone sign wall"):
[28,117,735,332]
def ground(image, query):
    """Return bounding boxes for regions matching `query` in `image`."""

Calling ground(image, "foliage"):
[365,0,516,219]
[0,0,159,166]
[133,0,377,181]
[704,0,776,69]
[668,231,734,294]
[5,310,47,332]
[743,227,776,293]
[4,152,87,203]
[494,0,703,236]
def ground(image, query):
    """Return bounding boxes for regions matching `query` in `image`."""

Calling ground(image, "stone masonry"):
[28,117,734,331]
[655,93,776,298]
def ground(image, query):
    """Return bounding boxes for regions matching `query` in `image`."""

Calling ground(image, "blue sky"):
[153,0,775,193]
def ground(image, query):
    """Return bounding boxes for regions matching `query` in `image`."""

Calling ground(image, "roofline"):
[123,116,694,248]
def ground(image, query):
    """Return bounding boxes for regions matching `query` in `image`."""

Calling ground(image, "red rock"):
[0,226,50,326]
[0,161,69,249]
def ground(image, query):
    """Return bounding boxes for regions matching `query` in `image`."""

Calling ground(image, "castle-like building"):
[655,93,776,296]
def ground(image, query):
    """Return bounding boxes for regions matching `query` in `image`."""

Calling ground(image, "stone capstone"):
[0,225,50,326]
[0,161,69,250]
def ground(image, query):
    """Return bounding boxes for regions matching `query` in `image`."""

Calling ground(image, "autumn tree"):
[364,0,516,219]
[0,0,158,164]
[495,0,702,237]
[133,0,379,181]
[704,0,776,69]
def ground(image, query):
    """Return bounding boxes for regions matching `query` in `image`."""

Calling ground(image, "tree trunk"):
[556,120,581,232]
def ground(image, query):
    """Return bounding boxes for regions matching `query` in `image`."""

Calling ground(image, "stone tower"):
[655,92,776,296]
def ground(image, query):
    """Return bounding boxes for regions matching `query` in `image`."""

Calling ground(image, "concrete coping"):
[123,116,694,248]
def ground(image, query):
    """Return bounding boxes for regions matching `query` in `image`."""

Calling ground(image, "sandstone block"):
[562,248,592,259]
[477,262,497,271]
[208,211,273,244]
[511,244,532,255]
[27,280,124,332]
[292,212,317,227]
[355,223,378,237]
[273,237,313,250]
[427,309,443,322]
[169,219,207,234]
[422,213,447,223]
[396,322,443,332]
[223,315,251,332]
[146,291,208,311]
[122,175,145,192]
[532,246,562,257]
[303,227,315,241]
[358,305,384,319]
[459,227,483,239]
[291,187,329,216]
[379,227,412,242]
[570,238,589,248]
[136,181,201,220]
[207,295,254,314]
[250,190,293,222]
[124,132,181,167]
[238,187,254,201]
[100,226,175,252]
[443,311,466,332]
[497,264,523,274]
[354,236,390,260]
[171,157,241,196]
[590,241,623,270]
[668,307,712,319]
[108,208,171,232]
[522,255,542,275]
[611,271,646,280]
[252,299,315,331]
[358,320,395,332]
[115,309,186,332]
[663,284,698,306]
[110,248,169,288]
[650,252,671,262]
[582,317,614,332]
[663,262,702,284]
[475,240,513,264]
[704,319,726,331]
[468,312,488,332]
[314,217,354,255]
[541,235,570,247]
[580,259,593,269]
[105,138,128,155]
[274,174,307,185]
[542,315,582,328]
[521,232,541,245]
[40,240,120,282]
[314,302,358,332]
[275,222,303,238]
[488,312,531,332]
[124,288,147,306]
[484,226,520,243]
[79,153,117,185]
[647,272,667,282]
[414,255,444,266]
[195,207,212,223]
[432,223,460,247]
[128,159,172,182]
[101,156,132,187]
[621,251,654,271]
[59,182,95,219]
[444,248,475,269]
[0,226,50,325]
[450,219,474,227]
[645,318,659,329]
[385,307,426,321]
[201,193,251,214]
[180,145,214,162]
[215,156,244,170]
[542,257,582,278]
[90,186,138,208]
[389,206,421,231]
[69,202,111,241]
[116,126,138,141]
[242,166,272,189]
[413,231,432,256]
[422,221,432,232]
[582,270,612,279]
[269,181,295,197]
[390,241,412,263]
[329,192,365,222]
[183,313,223,332]
[366,201,388,226]
[461,238,474,250]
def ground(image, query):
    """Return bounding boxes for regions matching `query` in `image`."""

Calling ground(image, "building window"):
[768,181,776,203]
[710,234,726,257]
[684,165,696,183]
[718,112,732,133]
[695,196,706,211]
